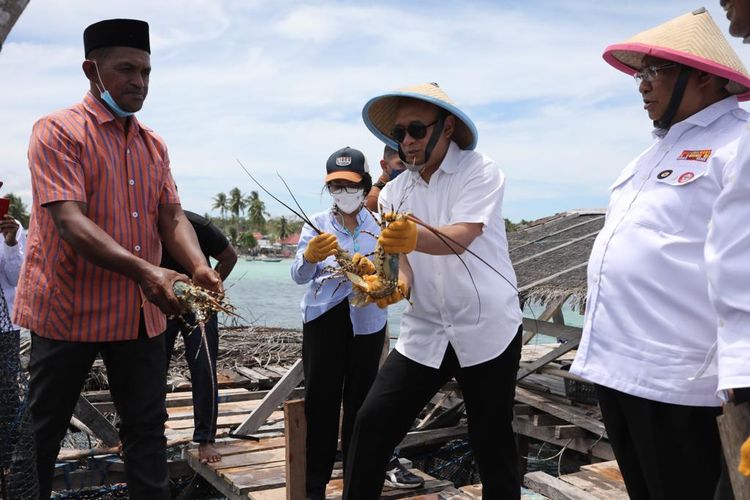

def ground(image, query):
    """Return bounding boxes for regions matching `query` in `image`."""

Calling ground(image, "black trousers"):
[343,326,523,500]
[164,313,219,443]
[29,320,169,500]
[302,299,386,498]
[596,385,723,500]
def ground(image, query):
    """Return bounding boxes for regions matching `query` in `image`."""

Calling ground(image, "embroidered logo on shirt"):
[677,150,712,162]
[335,157,352,166]
[678,172,695,184]
[657,169,673,179]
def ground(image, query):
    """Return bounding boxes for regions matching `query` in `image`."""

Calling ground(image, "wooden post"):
[234,358,304,436]
[716,401,750,499]
[285,399,306,500]
[73,395,120,447]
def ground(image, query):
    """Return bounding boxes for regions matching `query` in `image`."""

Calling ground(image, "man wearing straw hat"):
[569,8,750,498]
[344,82,523,499]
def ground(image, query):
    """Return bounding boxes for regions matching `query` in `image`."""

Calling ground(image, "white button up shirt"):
[705,114,750,394]
[379,141,522,369]
[571,97,748,406]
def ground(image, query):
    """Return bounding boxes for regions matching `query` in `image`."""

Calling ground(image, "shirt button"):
[134,245,141,252]
[719,319,725,328]
[129,179,135,186]
[132,211,139,218]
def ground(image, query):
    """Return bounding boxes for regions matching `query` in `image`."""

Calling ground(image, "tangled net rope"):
[0,290,39,498]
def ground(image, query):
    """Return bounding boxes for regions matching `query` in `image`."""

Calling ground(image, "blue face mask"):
[91,61,136,118]
[389,168,405,181]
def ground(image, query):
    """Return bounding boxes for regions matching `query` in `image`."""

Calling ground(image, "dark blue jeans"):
[164,313,219,443]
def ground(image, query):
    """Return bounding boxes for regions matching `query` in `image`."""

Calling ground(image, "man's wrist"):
[374,177,388,190]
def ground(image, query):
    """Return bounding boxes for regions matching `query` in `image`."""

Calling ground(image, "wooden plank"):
[524,471,599,500]
[265,365,289,378]
[716,401,750,499]
[398,425,469,450]
[518,339,581,380]
[554,425,586,439]
[558,470,628,499]
[203,448,286,471]
[515,387,606,438]
[284,399,306,500]
[324,468,454,498]
[579,461,622,482]
[522,318,581,342]
[73,395,120,447]
[218,368,253,387]
[185,436,286,460]
[532,414,568,427]
[513,417,614,462]
[234,359,304,436]
[514,404,535,416]
[186,451,247,500]
[524,296,569,345]
[167,399,263,420]
[223,464,286,494]
[236,366,267,385]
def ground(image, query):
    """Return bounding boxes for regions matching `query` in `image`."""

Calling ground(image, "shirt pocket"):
[633,164,708,234]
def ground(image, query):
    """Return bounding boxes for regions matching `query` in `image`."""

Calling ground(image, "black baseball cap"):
[325,147,369,183]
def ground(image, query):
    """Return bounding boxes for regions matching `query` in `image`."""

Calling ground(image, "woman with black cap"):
[291,146,419,498]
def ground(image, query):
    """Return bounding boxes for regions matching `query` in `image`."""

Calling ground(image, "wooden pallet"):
[524,460,628,499]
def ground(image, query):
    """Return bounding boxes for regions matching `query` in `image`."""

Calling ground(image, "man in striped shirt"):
[13,19,221,499]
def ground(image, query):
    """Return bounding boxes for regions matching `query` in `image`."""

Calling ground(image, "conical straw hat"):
[362,82,478,150]
[603,7,750,100]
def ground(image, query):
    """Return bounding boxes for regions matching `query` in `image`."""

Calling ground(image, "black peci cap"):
[84,19,150,57]
[325,147,369,183]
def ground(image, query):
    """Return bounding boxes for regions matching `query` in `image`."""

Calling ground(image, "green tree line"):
[210,188,304,252]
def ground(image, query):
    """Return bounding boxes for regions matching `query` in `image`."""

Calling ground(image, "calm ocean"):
[221,258,584,337]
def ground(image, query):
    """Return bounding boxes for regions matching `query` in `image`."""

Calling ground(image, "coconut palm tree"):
[228,187,246,237]
[245,190,269,232]
[212,192,229,221]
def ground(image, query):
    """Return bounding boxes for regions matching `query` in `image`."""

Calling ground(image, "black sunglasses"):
[391,118,440,143]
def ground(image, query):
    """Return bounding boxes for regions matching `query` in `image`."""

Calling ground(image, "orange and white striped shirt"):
[13,92,180,342]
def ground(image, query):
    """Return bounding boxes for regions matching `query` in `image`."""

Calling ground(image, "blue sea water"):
[221,258,583,337]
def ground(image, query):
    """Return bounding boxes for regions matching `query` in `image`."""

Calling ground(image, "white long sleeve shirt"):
[1,221,25,330]
[705,113,750,394]
[379,141,522,369]
[291,208,387,335]
[571,97,748,406]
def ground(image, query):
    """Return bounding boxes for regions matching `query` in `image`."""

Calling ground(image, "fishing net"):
[409,439,481,487]
[0,290,39,499]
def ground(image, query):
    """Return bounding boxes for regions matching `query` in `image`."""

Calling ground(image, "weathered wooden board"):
[558,470,627,499]
[524,471,599,500]
[284,399,306,500]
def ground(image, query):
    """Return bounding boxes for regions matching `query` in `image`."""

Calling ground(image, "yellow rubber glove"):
[351,252,376,275]
[362,275,409,308]
[740,436,750,477]
[378,215,418,254]
[303,233,338,263]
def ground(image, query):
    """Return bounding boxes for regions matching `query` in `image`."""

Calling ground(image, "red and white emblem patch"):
[678,172,695,184]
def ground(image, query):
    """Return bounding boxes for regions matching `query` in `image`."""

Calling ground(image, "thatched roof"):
[509,209,605,311]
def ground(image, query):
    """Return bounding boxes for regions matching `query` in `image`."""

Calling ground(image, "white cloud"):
[1,0,748,222]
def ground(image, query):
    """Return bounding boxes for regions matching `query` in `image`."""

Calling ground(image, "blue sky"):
[2,1,747,222]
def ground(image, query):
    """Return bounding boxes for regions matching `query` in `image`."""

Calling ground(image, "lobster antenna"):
[275,171,321,234]
[409,215,519,294]
[236,160,322,234]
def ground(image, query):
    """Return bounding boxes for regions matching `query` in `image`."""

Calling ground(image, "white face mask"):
[331,189,365,214]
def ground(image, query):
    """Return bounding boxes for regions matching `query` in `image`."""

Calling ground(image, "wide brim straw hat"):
[362,82,478,151]
[603,7,750,101]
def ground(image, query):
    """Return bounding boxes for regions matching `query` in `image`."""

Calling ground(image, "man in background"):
[163,210,237,464]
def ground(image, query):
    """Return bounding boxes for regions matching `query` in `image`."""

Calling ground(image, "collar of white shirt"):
[652,95,740,139]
